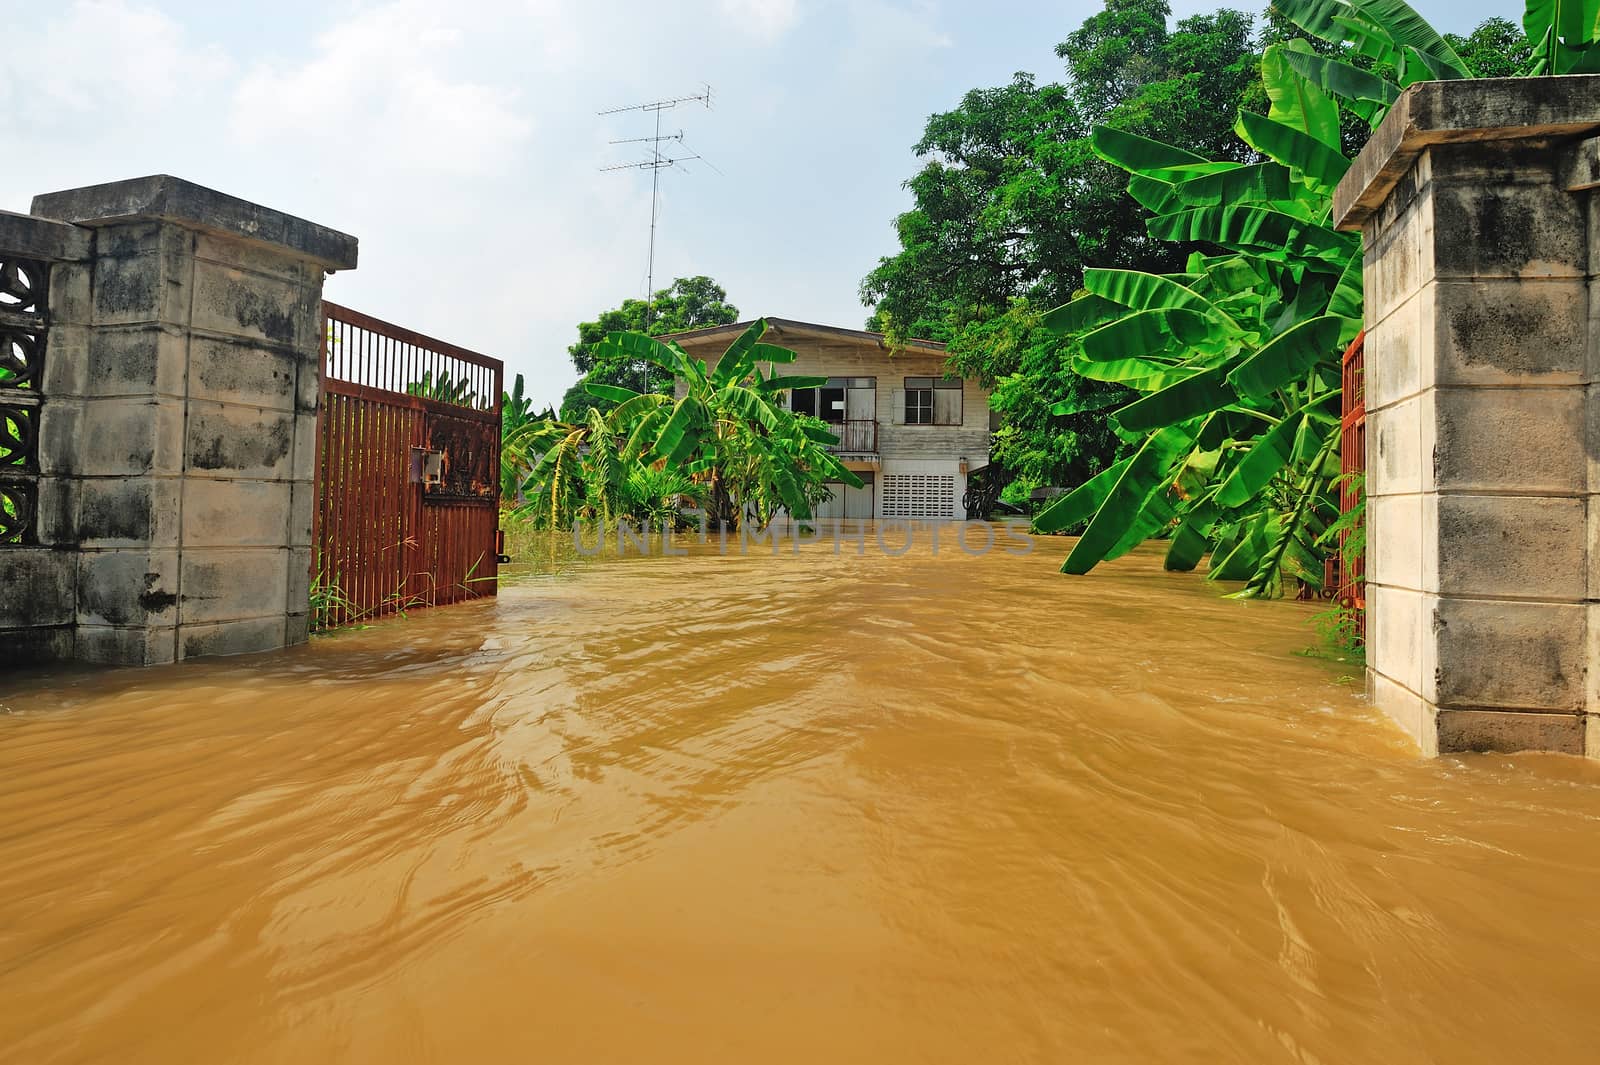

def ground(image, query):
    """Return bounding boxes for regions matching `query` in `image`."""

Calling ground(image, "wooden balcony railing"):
[826,420,877,454]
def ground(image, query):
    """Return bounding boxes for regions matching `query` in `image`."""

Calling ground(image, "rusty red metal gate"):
[313,302,502,628]
[1336,331,1366,641]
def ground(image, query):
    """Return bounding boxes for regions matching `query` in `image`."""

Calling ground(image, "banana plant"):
[515,320,861,532]
[1035,0,1542,594]
[1521,0,1600,73]
[1276,0,1600,84]
[405,369,478,406]
[586,320,864,529]
[498,373,554,500]
[1032,35,1379,594]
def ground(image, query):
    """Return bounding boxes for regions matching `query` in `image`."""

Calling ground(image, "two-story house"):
[667,319,992,520]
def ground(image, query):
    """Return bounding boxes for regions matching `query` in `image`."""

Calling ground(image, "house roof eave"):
[663,317,947,355]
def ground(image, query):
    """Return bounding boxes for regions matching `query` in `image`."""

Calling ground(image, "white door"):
[813,483,844,521]
[844,479,874,519]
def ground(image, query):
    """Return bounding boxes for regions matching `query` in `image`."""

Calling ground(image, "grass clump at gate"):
[309,567,352,634]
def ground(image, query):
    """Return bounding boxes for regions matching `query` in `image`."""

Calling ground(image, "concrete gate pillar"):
[1334,77,1600,755]
[28,176,358,665]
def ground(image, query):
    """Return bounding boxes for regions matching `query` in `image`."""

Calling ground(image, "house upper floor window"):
[905,377,962,425]
[791,377,875,422]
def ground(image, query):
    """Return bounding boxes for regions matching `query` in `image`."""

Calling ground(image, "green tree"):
[860,0,1265,497]
[560,276,739,421]
[945,302,1131,496]
[1446,17,1533,76]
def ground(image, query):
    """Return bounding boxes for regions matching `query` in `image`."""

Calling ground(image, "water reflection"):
[2,529,1599,1063]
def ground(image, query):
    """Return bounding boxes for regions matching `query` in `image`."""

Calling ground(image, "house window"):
[793,378,872,423]
[820,383,846,421]
[905,379,933,425]
[905,377,962,425]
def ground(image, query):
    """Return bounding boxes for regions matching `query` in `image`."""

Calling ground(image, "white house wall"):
[676,330,990,522]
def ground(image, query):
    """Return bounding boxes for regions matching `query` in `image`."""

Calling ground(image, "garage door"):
[881,473,956,519]
[813,477,874,521]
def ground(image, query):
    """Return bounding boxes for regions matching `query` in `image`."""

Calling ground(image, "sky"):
[2,0,1508,409]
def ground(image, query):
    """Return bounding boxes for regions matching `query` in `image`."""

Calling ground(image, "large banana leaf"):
[584,382,642,405]
[1353,0,1471,75]
[1089,126,1220,180]
[1327,255,1364,327]
[599,330,689,374]
[1277,48,1399,123]
[1163,517,1213,572]
[760,375,829,392]
[1084,268,1229,320]
[1214,410,1307,507]
[1226,316,1344,400]
[1112,366,1236,433]
[1146,204,1353,263]
[1127,175,1180,214]
[1261,43,1342,146]
[1525,0,1600,72]
[1069,354,1191,390]
[749,342,799,365]
[1032,458,1131,533]
[1234,111,1350,190]
[1041,293,1124,334]
[1078,307,1218,360]
[1170,163,1295,207]
[1274,0,1471,78]
[1060,426,1194,574]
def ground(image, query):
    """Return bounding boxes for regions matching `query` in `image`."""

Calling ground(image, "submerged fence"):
[314,303,502,628]
[1337,331,1366,641]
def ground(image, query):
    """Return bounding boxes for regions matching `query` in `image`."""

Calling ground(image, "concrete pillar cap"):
[1333,74,1600,231]
[30,174,358,272]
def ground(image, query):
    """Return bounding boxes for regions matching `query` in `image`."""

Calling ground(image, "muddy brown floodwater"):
[3,528,1600,1063]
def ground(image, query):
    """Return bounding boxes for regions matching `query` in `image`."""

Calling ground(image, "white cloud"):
[229,0,534,178]
[0,0,230,120]
[0,0,973,409]
[846,1,952,59]
[719,0,800,40]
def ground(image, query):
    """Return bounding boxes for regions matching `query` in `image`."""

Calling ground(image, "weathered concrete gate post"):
[25,176,357,665]
[1334,77,1600,755]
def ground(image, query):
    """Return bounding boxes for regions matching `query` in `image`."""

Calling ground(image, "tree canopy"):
[860,0,1540,506]
[560,276,739,421]
[860,0,1266,498]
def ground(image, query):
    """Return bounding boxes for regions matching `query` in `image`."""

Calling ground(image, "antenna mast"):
[599,86,714,339]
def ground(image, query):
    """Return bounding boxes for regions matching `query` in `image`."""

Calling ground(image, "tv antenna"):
[598,86,714,339]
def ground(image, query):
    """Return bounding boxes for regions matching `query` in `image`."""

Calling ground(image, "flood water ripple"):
[3,532,1599,1063]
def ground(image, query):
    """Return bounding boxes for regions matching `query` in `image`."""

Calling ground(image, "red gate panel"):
[314,302,502,628]
[1337,331,1366,641]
